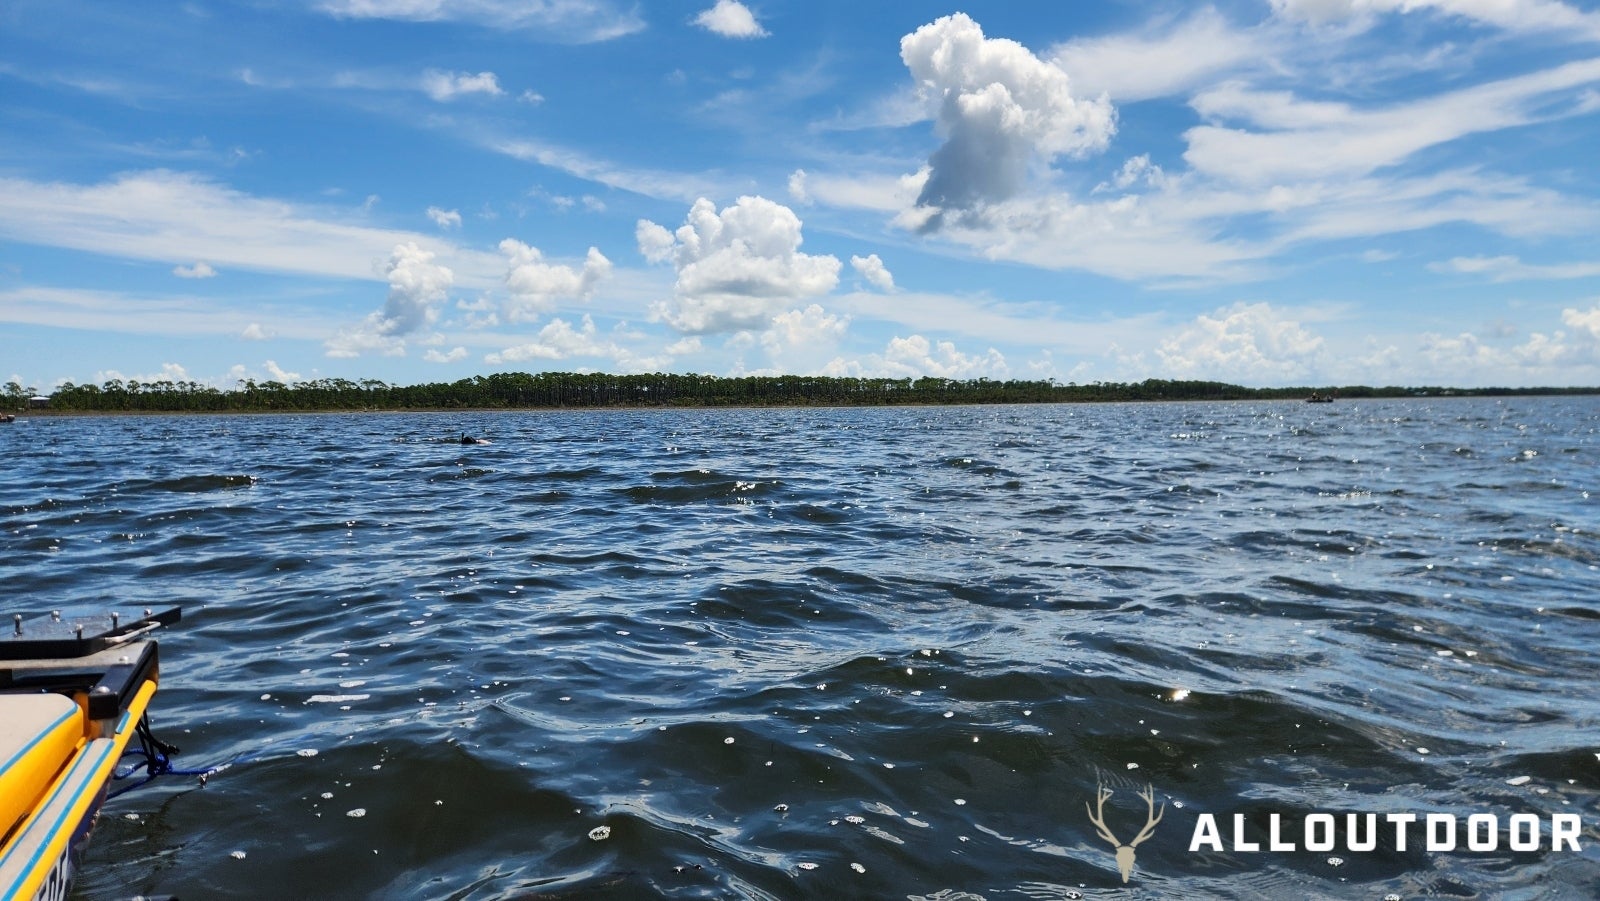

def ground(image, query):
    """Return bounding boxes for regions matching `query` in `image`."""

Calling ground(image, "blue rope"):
[107,716,226,799]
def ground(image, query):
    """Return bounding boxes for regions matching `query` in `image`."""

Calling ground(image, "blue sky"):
[4,0,1600,392]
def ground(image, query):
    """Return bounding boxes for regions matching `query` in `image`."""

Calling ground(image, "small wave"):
[121,473,258,494]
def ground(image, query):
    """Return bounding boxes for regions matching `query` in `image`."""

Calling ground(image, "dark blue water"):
[3,399,1597,899]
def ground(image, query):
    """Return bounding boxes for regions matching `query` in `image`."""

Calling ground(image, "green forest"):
[6,372,1595,414]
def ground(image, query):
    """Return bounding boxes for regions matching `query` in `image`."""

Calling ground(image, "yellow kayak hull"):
[2,608,175,901]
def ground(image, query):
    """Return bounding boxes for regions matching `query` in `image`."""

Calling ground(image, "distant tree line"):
[5,373,1596,414]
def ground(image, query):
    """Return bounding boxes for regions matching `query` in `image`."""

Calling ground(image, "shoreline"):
[7,391,1593,420]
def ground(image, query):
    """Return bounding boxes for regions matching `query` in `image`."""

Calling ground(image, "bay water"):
[3,398,1597,899]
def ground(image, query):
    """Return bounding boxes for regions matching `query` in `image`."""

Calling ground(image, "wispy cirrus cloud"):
[1430,254,1600,281]
[1183,57,1600,184]
[314,0,645,42]
[1269,0,1600,40]
[487,137,728,203]
[0,286,330,339]
[0,170,503,287]
[1051,7,1267,103]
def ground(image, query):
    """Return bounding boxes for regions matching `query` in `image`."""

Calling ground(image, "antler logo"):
[1085,776,1165,883]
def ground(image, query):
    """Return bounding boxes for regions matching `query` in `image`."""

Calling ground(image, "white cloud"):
[325,242,453,357]
[797,168,929,214]
[487,137,726,204]
[484,314,672,371]
[421,69,503,101]
[1184,58,1600,185]
[263,359,301,382]
[380,242,453,333]
[902,189,1268,284]
[1093,154,1167,194]
[827,288,1167,356]
[427,206,462,229]
[787,169,810,204]
[1052,8,1266,103]
[636,196,841,334]
[694,0,768,38]
[173,261,216,278]
[1431,254,1600,281]
[875,104,1595,283]
[0,286,330,340]
[241,322,272,340]
[799,13,1599,284]
[829,334,1008,379]
[96,362,193,387]
[500,239,612,323]
[520,89,545,104]
[423,346,469,363]
[0,171,500,286]
[1407,308,1600,383]
[316,0,645,42]
[887,334,1007,378]
[1269,0,1600,38]
[1156,302,1326,384]
[900,13,1116,227]
[850,254,895,292]
[759,304,850,366]
[1562,303,1600,342]
[323,328,407,359]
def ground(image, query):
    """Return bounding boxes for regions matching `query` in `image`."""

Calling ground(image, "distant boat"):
[1306,393,1334,403]
[0,414,14,423]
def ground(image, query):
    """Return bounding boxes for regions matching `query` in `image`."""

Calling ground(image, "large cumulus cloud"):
[636,196,841,334]
[900,13,1115,229]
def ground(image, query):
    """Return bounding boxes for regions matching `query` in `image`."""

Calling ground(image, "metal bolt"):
[112,612,120,628]
[75,624,84,639]
[12,614,19,635]
[51,610,61,621]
